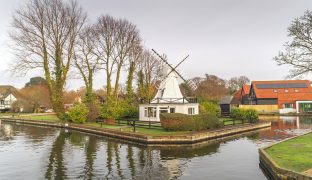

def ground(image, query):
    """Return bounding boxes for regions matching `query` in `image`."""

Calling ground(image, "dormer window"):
[295,89,299,92]
[285,89,289,93]
[273,89,278,93]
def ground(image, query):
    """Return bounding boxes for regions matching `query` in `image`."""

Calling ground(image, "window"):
[285,89,289,93]
[188,108,195,115]
[159,107,168,114]
[0,100,4,105]
[273,89,278,93]
[170,108,175,113]
[295,89,299,92]
[144,107,157,117]
[284,103,293,108]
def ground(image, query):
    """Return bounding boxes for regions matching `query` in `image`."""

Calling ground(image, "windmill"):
[138,49,199,122]
[151,49,198,92]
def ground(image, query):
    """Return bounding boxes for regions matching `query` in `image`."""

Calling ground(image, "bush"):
[199,101,220,116]
[68,103,89,124]
[101,99,139,119]
[230,108,259,123]
[160,113,222,131]
[245,109,259,123]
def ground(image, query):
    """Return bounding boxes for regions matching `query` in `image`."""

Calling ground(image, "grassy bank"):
[2,113,252,136]
[266,133,312,173]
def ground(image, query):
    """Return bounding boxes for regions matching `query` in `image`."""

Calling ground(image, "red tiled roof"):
[233,88,242,100]
[242,85,250,95]
[278,93,312,102]
[251,80,312,99]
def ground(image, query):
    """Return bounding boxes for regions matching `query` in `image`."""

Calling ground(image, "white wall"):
[139,103,199,121]
[0,94,17,110]
[279,108,296,114]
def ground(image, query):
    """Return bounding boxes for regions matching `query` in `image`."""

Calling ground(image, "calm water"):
[0,116,312,180]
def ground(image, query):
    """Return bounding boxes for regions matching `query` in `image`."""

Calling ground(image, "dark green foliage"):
[68,103,89,124]
[58,113,70,122]
[230,108,259,123]
[160,113,222,131]
[101,99,139,119]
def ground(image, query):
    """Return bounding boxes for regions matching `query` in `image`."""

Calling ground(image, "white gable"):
[4,94,17,102]
[151,71,187,103]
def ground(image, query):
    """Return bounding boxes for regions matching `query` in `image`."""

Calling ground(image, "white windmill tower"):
[139,49,199,122]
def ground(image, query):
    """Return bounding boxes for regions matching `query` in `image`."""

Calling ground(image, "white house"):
[0,86,19,111]
[139,70,199,122]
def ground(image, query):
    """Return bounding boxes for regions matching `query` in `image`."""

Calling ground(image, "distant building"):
[0,85,22,112]
[230,80,312,114]
[139,71,199,122]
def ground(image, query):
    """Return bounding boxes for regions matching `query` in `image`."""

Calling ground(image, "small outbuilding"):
[219,96,234,116]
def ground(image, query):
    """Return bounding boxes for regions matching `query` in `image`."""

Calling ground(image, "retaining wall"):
[0,118,271,145]
[259,133,312,180]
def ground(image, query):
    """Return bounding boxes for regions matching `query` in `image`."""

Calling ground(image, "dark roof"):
[219,96,233,104]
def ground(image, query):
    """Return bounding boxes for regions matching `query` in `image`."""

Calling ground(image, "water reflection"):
[0,116,312,179]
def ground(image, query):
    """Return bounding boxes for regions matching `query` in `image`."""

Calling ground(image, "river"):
[0,116,311,180]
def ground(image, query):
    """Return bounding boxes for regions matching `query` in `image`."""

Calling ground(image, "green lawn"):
[84,122,188,136]
[266,133,312,173]
[4,114,247,136]
[19,114,60,122]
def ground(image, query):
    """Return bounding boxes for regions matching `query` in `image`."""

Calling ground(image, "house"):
[232,84,251,105]
[139,70,199,122]
[0,85,22,112]
[232,80,312,114]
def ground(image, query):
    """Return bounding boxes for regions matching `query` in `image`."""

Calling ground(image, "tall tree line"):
[10,0,160,118]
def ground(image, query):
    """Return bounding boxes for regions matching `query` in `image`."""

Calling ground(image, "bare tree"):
[10,0,86,116]
[126,42,142,102]
[228,76,250,94]
[274,10,312,78]
[74,25,100,101]
[113,19,141,98]
[94,15,119,99]
[95,15,141,102]
[137,50,161,101]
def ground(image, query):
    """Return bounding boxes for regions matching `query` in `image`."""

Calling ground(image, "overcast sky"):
[1,0,312,90]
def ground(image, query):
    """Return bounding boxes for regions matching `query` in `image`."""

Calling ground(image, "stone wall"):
[259,133,312,180]
[1,118,271,145]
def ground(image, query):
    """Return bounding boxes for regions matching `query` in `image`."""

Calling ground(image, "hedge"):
[230,108,259,123]
[68,103,89,124]
[160,113,222,131]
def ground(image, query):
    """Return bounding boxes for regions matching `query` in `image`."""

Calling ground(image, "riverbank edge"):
[259,113,312,116]
[259,132,312,180]
[0,118,271,145]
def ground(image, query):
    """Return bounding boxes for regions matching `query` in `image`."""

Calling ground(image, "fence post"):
[149,121,151,129]
[133,120,136,132]
[118,119,120,125]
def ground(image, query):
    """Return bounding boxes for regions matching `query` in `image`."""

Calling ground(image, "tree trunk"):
[126,61,135,101]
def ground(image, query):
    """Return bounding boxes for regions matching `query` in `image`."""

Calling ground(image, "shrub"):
[199,101,220,116]
[68,103,89,124]
[245,109,259,123]
[160,113,222,131]
[230,108,259,123]
[101,99,139,119]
